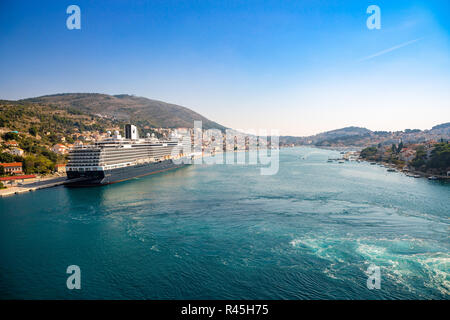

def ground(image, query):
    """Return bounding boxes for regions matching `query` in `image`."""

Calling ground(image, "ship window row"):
[99,150,175,158]
[100,148,174,154]
[70,152,174,162]
[68,156,101,159]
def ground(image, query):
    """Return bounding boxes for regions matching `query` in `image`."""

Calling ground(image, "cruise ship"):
[66,124,192,186]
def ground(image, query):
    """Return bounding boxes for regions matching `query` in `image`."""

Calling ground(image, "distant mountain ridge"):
[307,126,371,143]
[431,122,450,133]
[4,92,449,148]
[280,123,450,147]
[21,93,226,130]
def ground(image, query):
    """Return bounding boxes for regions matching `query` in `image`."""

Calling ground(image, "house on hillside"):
[0,162,23,174]
[399,148,416,162]
[51,144,68,155]
[4,140,19,147]
[55,164,66,174]
[7,147,24,156]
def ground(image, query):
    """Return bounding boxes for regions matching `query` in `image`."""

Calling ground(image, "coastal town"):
[0,98,449,194]
[1,122,449,196]
[328,139,450,181]
[0,125,251,194]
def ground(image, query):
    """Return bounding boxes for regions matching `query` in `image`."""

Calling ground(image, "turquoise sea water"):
[0,147,449,299]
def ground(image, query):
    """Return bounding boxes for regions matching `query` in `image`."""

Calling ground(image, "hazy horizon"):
[0,0,449,136]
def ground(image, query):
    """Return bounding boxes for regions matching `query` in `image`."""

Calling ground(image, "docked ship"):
[66,124,192,186]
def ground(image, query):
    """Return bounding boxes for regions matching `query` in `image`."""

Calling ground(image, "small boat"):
[370,162,377,165]
[413,174,421,178]
[327,160,333,163]
[338,161,344,164]
[428,176,438,180]
[387,168,396,172]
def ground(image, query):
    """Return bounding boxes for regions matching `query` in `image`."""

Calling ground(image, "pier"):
[0,176,68,197]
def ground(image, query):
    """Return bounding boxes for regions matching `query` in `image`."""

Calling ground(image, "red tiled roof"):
[55,164,66,167]
[0,162,22,167]
[0,174,35,181]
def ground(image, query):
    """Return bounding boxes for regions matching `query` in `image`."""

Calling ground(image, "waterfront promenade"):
[0,176,67,197]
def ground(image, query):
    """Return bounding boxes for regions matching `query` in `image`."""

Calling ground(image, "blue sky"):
[0,0,449,135]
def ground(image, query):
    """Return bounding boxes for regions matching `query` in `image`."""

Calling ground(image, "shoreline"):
[356,158,450,181]
[292,145,450,181]
[0,176,67,197]
[1,147,448,198]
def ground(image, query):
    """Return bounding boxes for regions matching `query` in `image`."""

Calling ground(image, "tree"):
[65,135,74,144]
[411,146,427,169]
[23,155,54,174]
[360,147,378,159]
[427,142,450,170]
[0,152,16,163]
[2,132,19,141]
[28,127,38,136]
[41,149,57,162]
[19,137,34,152]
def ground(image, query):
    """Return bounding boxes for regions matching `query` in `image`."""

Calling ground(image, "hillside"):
[22,93,226,130]
[0,94,226,175]
[0,101,126,174]
[430,122,450,134]
[279,126,374,146]
[308,126,372,146]
[280,124,450,148]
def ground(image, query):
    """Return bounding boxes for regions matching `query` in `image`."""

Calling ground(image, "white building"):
[7,147,24,156]
[51,144,68,155]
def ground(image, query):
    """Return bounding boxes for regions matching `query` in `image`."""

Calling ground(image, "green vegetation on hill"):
[0,93,226,175]
[0,101,125,175]
[0,102,118,137]
[22,93,226,130]
[428,142,450,169]
[361,141,449,175]
[411,142,450,172]
[411,146,427,169]
[360,146,378,159]
[0,151,57,175]
[0,129,63,174]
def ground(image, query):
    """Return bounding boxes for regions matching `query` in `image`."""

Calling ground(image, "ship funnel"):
[125,124,138,140]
